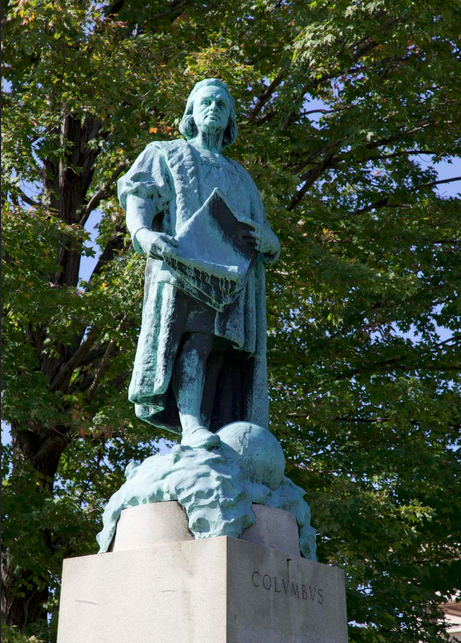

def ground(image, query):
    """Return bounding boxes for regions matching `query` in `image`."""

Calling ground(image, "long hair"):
[179,79,238,147]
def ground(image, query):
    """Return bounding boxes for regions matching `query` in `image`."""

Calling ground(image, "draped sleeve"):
[118,142,174,252]
[248,176,281,265]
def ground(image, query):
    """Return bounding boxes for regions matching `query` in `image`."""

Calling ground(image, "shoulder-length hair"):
[179,79,238,147]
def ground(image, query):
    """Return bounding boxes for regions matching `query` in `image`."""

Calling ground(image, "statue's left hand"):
[240,222,279,256]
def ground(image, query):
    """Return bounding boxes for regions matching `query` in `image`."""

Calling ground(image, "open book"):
[162,188,258,312]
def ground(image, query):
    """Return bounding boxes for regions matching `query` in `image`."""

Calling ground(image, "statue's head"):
[179,79,238,147]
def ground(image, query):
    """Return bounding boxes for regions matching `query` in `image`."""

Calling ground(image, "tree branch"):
[366,118,435,151]
[291,136,348,174]
[87,314,127,399]
[424,176,461,189]
[353,149,438,163]
[50,327,99,392]
[87,220,127,282]
[247,72,285,122]
[350,176,461,217]
[104,0,127,18]
[288,152,337,210]
[109,370,131,391]
[349,17,399,61]
[18,188,40,208]
[79,162,128,226]
[300,108,335,117]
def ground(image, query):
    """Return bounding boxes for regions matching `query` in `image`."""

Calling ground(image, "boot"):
[181,426,221,449]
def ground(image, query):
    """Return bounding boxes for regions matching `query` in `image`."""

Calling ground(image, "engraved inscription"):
[251,571,324,604]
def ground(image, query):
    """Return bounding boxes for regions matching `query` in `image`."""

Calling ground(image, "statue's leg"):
[201,349,225,431]
[172,332,220,448]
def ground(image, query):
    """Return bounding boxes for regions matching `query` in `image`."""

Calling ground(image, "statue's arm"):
[249,187,281,264]
[126,195,178,258]
[259,226,281,265]
[125,193,154,252]
[118,144,177,258]
[231,160,281,264]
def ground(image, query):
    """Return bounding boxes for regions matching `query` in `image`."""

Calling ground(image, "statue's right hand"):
[135,229,179,259]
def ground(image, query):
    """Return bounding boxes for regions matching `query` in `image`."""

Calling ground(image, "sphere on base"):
[217,422,285,490]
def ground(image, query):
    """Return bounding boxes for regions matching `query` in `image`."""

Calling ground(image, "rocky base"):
[97,422,317,559]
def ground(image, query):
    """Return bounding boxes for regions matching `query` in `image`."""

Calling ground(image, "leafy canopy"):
[2,0,460,641]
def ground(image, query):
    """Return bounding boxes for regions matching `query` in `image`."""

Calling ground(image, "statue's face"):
[192,86,231,136]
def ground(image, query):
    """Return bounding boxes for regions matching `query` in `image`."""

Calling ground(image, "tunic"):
[118,139,280,434]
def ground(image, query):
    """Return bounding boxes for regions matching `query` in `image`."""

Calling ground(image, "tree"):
[2,0,460,640]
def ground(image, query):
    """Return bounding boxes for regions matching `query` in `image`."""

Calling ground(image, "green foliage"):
[2,625,46,643]
[2,0,460,641]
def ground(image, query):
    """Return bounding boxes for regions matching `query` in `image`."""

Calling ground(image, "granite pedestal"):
[57,503,348,643]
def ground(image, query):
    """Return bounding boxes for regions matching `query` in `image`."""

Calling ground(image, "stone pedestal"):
[111,502,302,558]
[57,504,348,643]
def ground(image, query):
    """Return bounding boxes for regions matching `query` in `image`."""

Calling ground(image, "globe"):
[217,422,285,490]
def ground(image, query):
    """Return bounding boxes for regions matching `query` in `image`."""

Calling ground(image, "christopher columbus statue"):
[118,79,280,448]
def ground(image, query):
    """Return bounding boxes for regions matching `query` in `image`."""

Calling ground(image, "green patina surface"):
[97,424,317,560]
[118,138,279,433]
[103,79,317,557]
[118,79,280,435]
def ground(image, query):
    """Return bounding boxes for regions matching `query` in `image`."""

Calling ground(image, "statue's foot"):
[181,426,221,449]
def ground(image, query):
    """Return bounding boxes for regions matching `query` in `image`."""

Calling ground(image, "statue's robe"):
[118,139,280,434]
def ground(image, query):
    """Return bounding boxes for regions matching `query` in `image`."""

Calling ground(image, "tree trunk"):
[1,113,102,630]
[1,427,70,630]
[1,562,49,630]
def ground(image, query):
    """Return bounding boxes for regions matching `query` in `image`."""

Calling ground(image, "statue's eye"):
[218,101,225,108]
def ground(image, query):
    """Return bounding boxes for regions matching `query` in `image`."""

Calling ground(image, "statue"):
[118,78,280,448]
[98,79,316,560]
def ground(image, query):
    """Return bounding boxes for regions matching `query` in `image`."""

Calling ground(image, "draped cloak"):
[118,139,280,435]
